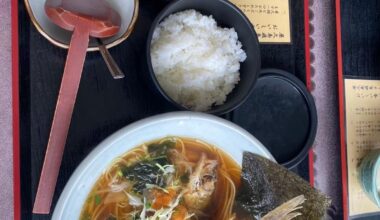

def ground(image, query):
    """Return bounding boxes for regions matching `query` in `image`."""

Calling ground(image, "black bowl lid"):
[232,69,317,168]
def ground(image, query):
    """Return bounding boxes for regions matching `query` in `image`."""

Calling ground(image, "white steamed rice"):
[150,9,247,111]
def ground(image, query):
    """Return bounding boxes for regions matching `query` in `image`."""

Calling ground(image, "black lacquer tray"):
[18,0,310,219]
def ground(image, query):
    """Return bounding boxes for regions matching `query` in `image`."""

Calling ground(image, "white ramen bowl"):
[24,0,139,51]
[52,112,274,219]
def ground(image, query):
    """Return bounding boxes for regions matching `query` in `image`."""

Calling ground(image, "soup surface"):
[80,137,241,220]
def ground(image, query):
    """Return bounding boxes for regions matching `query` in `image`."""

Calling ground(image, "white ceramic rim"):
[52,111,274,219]
[24,0,139,52]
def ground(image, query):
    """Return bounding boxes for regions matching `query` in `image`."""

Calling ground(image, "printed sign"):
[345,78,380,216]
[230,0,291,43]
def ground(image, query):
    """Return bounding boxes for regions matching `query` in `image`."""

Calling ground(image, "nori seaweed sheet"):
[236,152,331,220]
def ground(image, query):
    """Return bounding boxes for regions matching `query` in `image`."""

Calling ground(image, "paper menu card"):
[345,79,380,216]
[230,0,291,43]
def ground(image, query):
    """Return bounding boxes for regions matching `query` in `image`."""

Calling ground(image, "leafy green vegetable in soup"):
[121,158,171,194]
[121,141,175,194]
[94,194,102,205]
[147,140,175,157]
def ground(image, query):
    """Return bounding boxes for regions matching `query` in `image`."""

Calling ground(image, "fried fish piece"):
[184,153,218,211]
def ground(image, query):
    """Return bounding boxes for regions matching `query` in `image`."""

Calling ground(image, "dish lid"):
[233,68,317,168]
